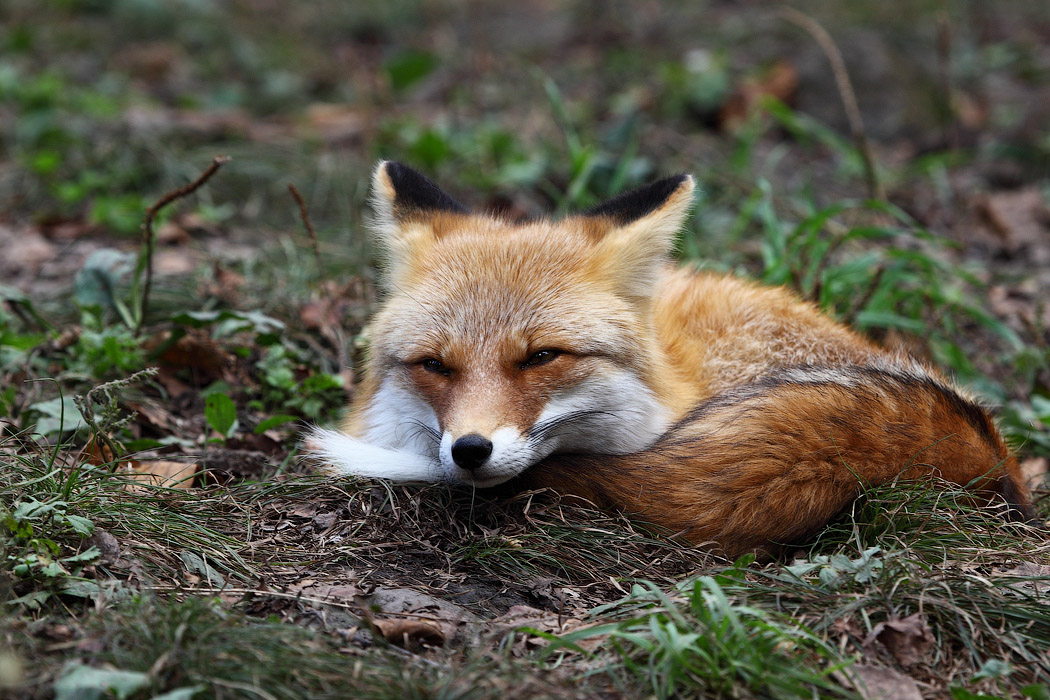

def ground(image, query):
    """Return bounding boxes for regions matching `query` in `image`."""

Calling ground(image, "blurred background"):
[1,0,1048,449]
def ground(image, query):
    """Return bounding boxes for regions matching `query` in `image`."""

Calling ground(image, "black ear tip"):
[583,174,694,225]
[376,161,467,216]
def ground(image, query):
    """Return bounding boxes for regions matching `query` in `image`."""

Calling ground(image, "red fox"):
[307,161,1034,557]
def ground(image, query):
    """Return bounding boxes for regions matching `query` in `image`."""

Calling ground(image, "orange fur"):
[516,364,1030,557]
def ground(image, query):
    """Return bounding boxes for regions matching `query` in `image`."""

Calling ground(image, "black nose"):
[451,433,493,470]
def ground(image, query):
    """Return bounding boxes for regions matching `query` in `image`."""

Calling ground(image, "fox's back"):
[654,267,887,406]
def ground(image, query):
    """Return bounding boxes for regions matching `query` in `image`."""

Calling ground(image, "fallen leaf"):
[836,663,923,700]
[486,605,596,655]
[148,329,233,382]
[153,248,202,276]
[721,60,798,130]
[124,400,180,433]
[864,613,933,666]
[976,187,1050,262]
[368,587,480,645]
[38,218,94,240]
[80,435,120,467]
[156,221,191,246]
[154,367,193,399]
[371,618,448,649]
[206,262,246,304]
[123,460,198,490]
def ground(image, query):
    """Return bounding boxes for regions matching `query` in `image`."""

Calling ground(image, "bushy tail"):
[517,364,1035,557]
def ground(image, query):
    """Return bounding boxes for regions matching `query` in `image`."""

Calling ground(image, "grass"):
[2,1,1050,698]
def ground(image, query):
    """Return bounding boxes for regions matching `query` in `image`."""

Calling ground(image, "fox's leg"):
[305,427,444,482]
[517,365,1035,558]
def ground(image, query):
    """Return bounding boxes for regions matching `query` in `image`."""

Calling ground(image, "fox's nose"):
[451,433,493,470]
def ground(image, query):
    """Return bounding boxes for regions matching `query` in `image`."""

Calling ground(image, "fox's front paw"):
[304,427,443,482]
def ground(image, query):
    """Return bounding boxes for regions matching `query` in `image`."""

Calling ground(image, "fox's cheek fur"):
[360,381,443,455]
[304,380,445,482]
[438,365,671,487]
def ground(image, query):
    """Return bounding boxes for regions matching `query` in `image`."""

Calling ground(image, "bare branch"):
[137,155,230,335]
[779,8,885,202]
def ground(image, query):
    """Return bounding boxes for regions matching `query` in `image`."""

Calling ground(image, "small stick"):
[779,8,885,202]
[137,155,230,335]
[288,184,351,379]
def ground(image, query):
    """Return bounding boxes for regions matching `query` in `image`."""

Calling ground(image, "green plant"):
[550,562,850,699]
[253,344,344,421]
[2,494,98,609]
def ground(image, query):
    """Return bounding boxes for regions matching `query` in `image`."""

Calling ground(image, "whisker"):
[527,409,616,442]
[406,418,441,445]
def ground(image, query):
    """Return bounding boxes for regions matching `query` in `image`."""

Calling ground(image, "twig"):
[136,156,230,335]
[288,183,351,381]
[779,8,885,202]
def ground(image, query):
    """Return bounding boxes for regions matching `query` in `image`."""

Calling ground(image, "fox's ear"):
[371,161,466,228]
[370,161,466,285]
[586,175,695,302]
[583,174,694,228]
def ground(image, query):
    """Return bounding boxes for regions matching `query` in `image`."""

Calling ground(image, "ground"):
[2,2,1050,698]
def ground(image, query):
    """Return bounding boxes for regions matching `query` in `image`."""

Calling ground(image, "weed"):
[552,570,849,699]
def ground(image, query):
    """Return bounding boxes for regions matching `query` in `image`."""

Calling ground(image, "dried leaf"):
[976,187,1050,258]
[864,613,933,666]
[80,435,118,467]
[0,225,56,276]
[206,262,246,304]
[156,221,191,245]
[124,460,198,490]
[487,605,596,655]
[149,329,233,382]
[371,618,448,649]
[367,587,479,646]
[721,60,798,130]
[154,367,193,399]
[124,400,180,433]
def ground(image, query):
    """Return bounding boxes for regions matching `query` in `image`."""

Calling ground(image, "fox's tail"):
[515,363,1036,557]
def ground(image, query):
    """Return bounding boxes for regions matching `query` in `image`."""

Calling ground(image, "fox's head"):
[350,161,695,487]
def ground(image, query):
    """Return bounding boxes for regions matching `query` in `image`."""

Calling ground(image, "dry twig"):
[137,155,230,335]
[288,183,351,382]
[779,8,885,202]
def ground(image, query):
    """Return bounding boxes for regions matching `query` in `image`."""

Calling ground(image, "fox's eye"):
[421,358,449,375]
[521,349,561,369]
